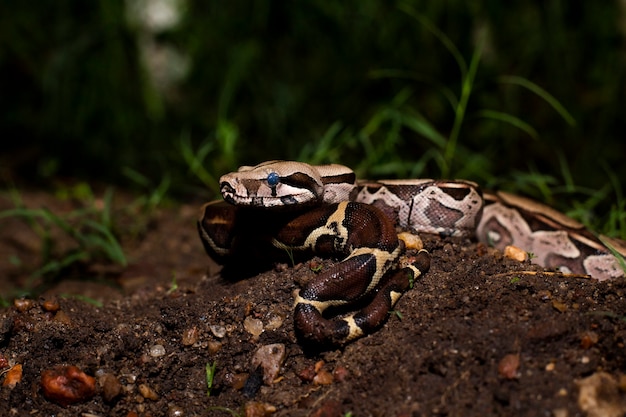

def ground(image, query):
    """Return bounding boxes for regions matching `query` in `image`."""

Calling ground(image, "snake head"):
[219,160,326,208]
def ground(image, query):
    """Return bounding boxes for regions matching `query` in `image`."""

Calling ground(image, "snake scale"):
[198,160,626,346]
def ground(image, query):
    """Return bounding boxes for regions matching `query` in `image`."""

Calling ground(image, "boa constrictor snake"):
[198,160,626,346]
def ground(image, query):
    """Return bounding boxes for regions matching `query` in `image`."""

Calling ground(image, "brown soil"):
[1,190,625,417]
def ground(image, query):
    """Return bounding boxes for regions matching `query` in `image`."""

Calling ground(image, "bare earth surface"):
[1,190,625,417]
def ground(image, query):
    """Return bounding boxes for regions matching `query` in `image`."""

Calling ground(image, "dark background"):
[1,1,624,233]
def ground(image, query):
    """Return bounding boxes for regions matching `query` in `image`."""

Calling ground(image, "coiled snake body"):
[198,161,626,346]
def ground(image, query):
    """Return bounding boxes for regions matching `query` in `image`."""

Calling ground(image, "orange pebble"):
[3,364,23,388]
[41,365,96,406]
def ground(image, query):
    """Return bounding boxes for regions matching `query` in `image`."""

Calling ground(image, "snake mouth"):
[220,182,241,205]
[220,182,235,193]
[220,180,319,209]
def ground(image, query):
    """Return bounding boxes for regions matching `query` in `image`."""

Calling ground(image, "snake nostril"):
[220,182,235,195]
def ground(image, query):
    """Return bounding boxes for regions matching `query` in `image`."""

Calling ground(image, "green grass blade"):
[82,219,127,266]
[0,207,42,220]
[100,187,115,229]
[216,119,239,168]
[369,68,459,109]
[147,175,171,209]
[444,40,483,178]
[598,236,626,276]
[399,4,467,77]
[498,75,576,126]
[31,251,89,278]
[475,109,539,140]
[122,167,151,187]
[60,293,104,308]
[179,133,219,195]
[398,109,448,148]
[299,121,344,164]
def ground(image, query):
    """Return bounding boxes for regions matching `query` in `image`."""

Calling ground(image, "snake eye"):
[267,172,280,187]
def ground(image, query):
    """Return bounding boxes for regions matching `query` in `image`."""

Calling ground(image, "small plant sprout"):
[389,310,404,320]
[284,247,295,267]
[408,270,416,289]
[205,361,217,397]
[166,273,179,295]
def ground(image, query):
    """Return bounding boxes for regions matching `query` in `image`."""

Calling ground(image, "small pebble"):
[398,232,423,250]
[552,300,567,313]
[576,372,623,416]
[168,405,185,417]
[98,373,122,403]
[545,362,556,371]
[231,373,249,390]
[149,344,166,357]
[244,317,264,338]
[13,298,35,312]
[123,373,137,383]
[498,354,520,379]
[138,383,159,400]
[2,364,23,388]
[41,365,96,406]
[244,401,276,417]
[504,245,528,262]
[264,315,284,331]
[210,325,226,338]
[41,298,60,312]
[208,340,223,355]
[251,344,286,385]
[182,326,199,346]
[313,369,333,385]
[580,331,599,349]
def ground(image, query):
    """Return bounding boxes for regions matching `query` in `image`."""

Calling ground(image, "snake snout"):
[220,182,236,200]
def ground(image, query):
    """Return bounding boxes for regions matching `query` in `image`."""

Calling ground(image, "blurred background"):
[1,0,625,233]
